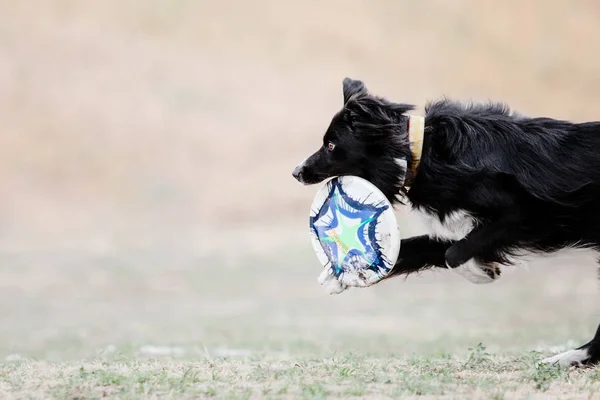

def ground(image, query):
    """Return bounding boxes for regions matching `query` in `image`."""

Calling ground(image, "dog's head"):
[292,78,415,204]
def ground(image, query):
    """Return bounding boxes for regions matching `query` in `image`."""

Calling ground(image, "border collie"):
[292,78,600,368]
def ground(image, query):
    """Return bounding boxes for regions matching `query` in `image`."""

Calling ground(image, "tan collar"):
[407,114,425,176]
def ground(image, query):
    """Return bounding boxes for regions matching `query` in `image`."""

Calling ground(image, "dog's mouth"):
[292,159,332,185]
[292,168,329,186]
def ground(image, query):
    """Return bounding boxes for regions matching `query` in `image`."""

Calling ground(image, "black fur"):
[292,78,600,367]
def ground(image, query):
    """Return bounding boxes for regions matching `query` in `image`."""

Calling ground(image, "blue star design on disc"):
[309,178,392,279]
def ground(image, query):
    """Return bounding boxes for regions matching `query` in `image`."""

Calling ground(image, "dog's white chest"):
[415,209,476,241]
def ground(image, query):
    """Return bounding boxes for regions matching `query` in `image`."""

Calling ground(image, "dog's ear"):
[343,78,368,104]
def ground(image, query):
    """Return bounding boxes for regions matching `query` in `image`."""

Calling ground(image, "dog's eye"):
[326,142,336,151]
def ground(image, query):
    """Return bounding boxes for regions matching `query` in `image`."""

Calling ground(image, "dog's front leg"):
[331,235,453,291]
[386,235,454,278]
[445,214,518,283]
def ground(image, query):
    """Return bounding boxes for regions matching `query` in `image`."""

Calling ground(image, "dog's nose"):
[292,165,303,181]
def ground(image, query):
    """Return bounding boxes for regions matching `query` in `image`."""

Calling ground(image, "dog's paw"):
[318,268,348,294]
[447,259,500,284]
[539,349,590,368]
[338,268,379,288]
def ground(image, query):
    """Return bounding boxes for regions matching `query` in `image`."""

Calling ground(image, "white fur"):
[540,349,590,368]
[447,259,498,284]
[318,266,382,294]
[293,157,308,184]
[415,208,477,241]
[394,158,408,186]
[318,268,348,294]
[339,268,379,288]
[394,158,407,169]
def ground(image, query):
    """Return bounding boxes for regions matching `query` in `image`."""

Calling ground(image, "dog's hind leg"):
[444,211,522,284]
[541,324,600,367]
[540,256,600,368]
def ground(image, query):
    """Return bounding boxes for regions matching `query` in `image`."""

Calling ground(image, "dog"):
[292,78,600,368]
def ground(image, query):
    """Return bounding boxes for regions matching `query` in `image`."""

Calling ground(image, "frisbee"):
[309,176,400,288]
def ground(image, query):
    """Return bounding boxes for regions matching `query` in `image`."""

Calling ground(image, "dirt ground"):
[0,1,599,398]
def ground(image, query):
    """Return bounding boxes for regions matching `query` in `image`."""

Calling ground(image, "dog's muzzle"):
[292,164,304,183]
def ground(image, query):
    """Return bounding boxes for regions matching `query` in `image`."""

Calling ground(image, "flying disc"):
[309,176,400,287]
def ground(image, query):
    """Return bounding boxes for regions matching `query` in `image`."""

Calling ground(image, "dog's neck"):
[407,114,425,177]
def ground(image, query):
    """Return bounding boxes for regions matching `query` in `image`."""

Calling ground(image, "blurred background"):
[0,0,598,360]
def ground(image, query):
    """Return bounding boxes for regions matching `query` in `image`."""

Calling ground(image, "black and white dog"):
[292,78,600,368]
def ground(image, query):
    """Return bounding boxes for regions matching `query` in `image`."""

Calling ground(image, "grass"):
[0,238,598,399]
[1,350,599,399]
